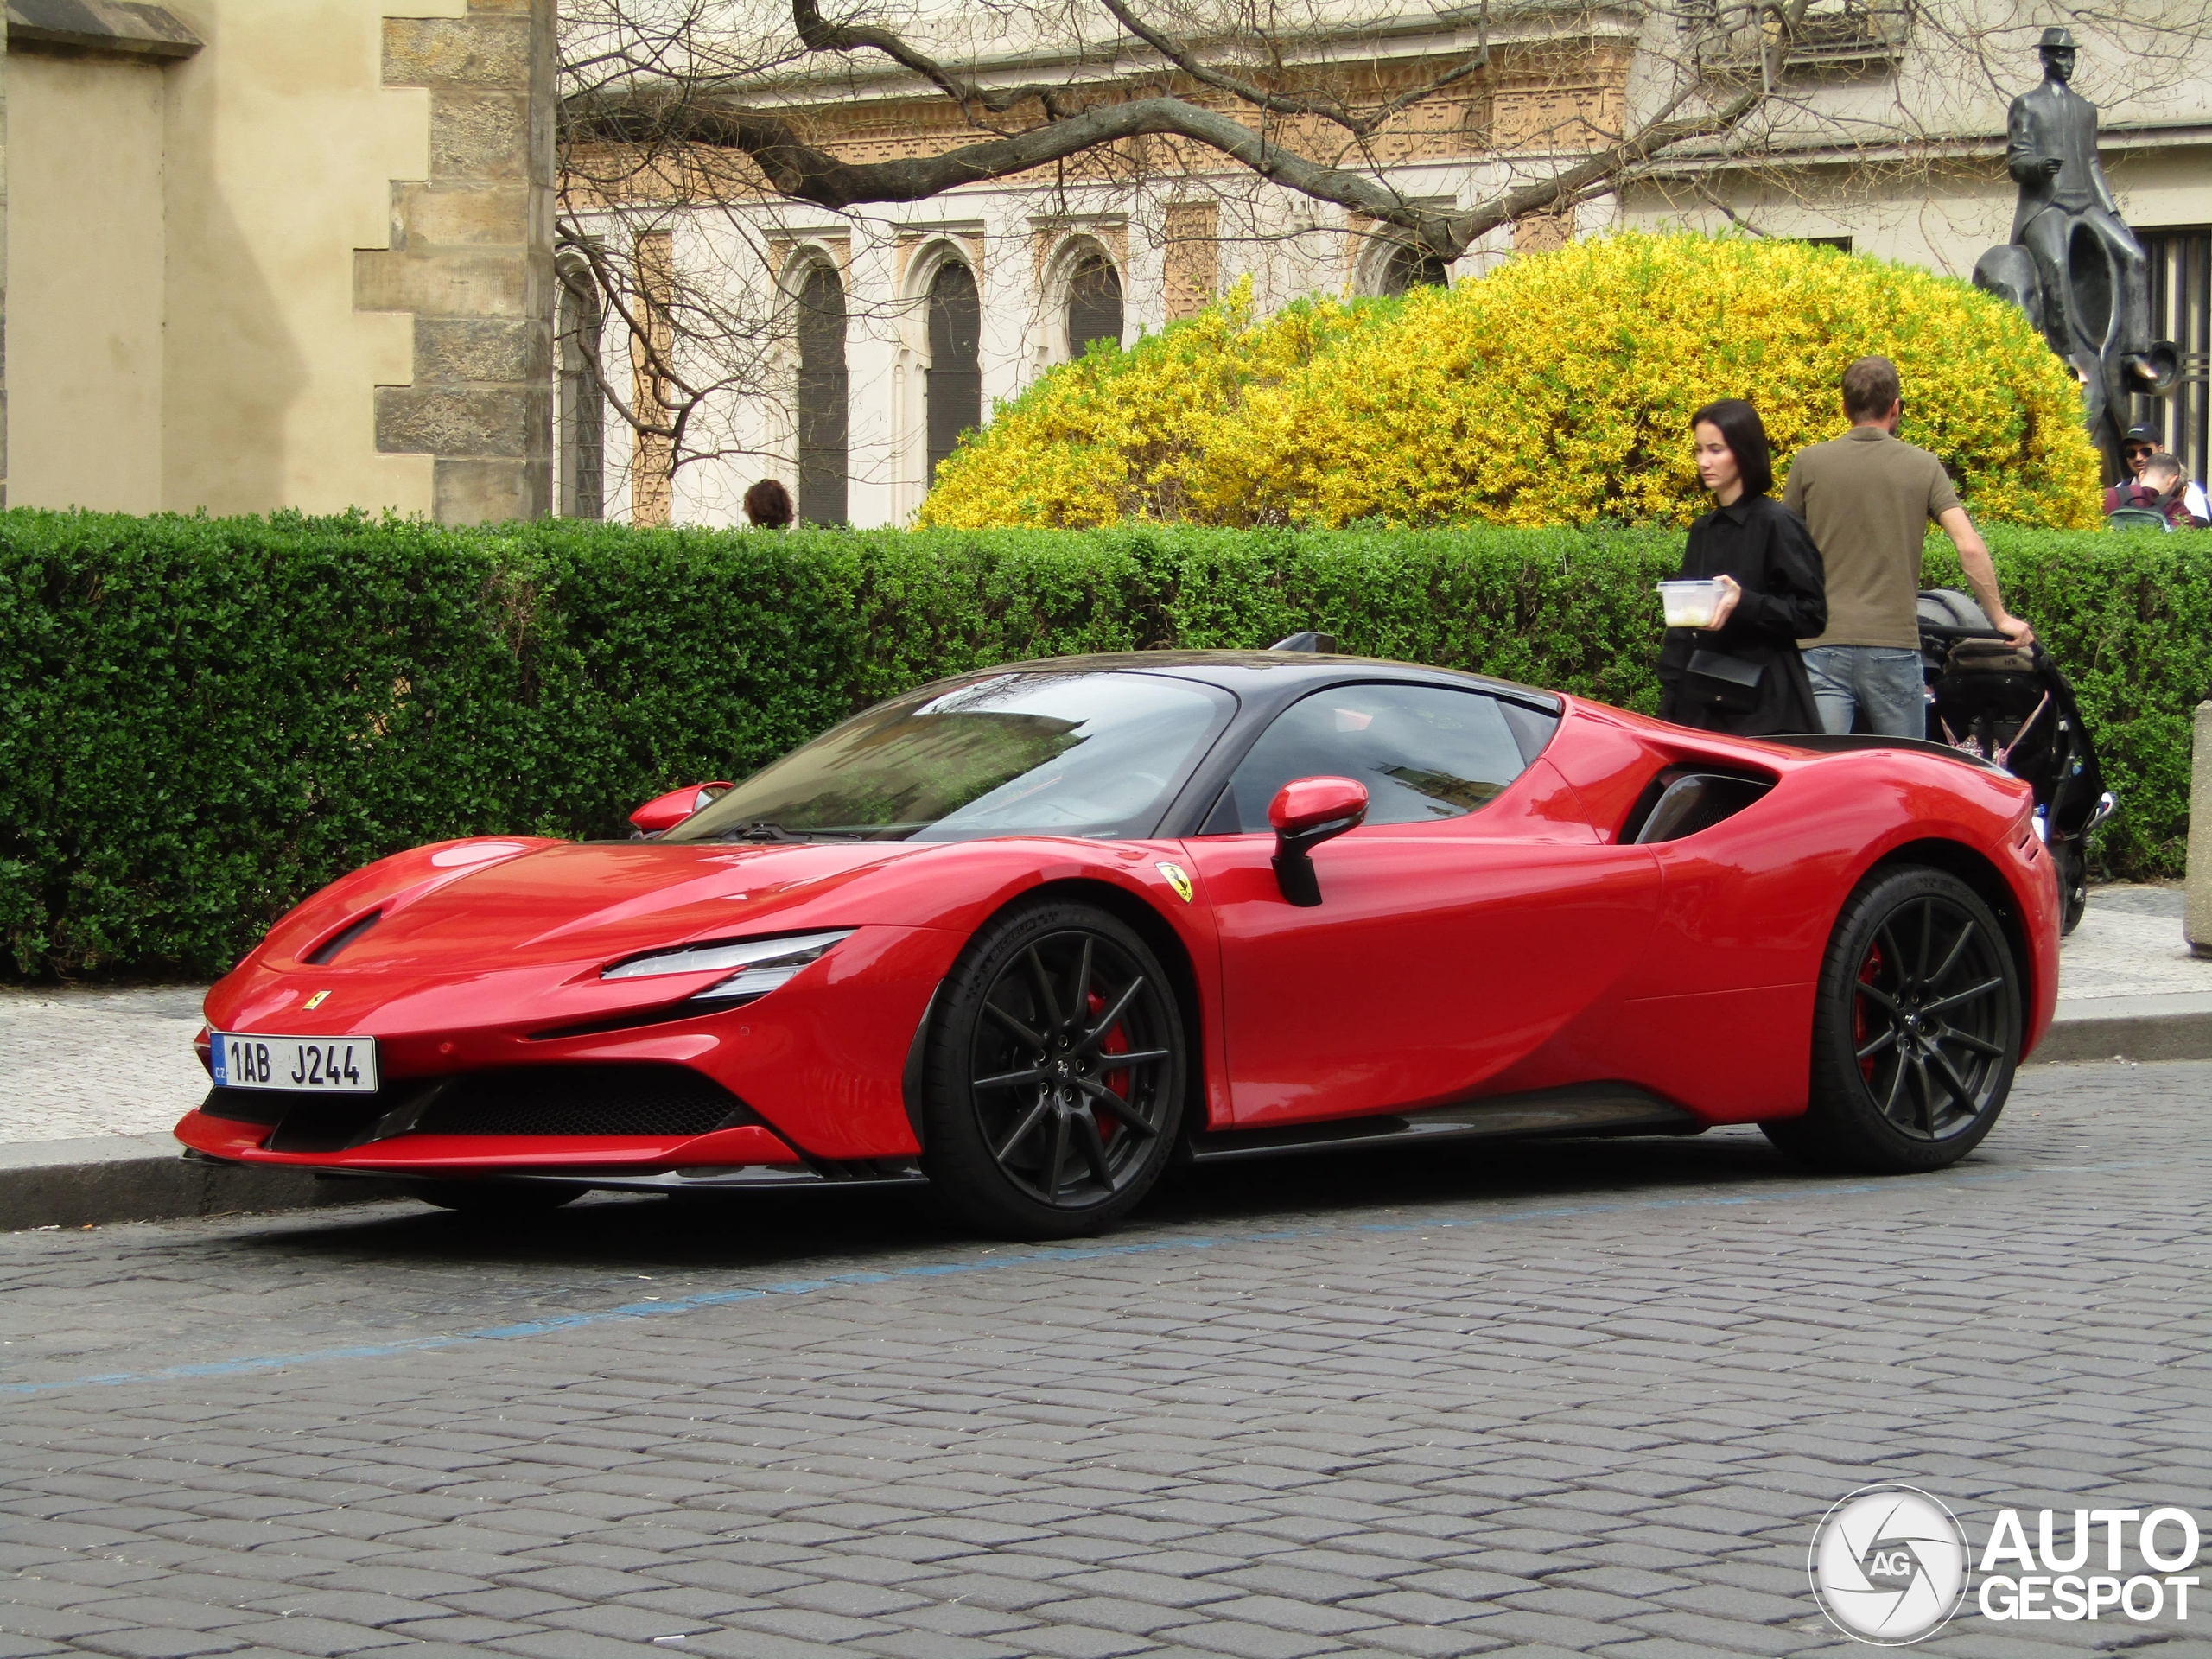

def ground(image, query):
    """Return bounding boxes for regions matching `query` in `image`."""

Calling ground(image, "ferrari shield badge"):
[1156,861,1194,904]
[302,989,332,1010]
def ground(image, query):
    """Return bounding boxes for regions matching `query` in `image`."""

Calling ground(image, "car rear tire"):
[921,900,1186,1239]
[1762,866,2020,1173]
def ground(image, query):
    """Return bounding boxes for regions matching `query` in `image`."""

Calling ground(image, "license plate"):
[210,1033,378,1094]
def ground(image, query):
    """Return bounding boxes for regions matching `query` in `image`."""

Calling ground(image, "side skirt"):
[306,1160,930,1194]
[1185,1084,1702,1165]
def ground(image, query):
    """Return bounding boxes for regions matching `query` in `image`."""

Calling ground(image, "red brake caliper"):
[1088,990,1129,1142]
[1857,943,1884,1084]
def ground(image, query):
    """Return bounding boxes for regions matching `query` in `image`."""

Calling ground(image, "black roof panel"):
[958,650,1563,711]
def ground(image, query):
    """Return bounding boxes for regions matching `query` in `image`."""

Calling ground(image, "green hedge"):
[2,509,2205,980]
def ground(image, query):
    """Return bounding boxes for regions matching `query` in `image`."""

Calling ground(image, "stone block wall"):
[2,44,10,509]
[357,0,553,524]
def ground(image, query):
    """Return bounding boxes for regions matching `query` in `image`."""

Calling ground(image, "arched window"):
[1376,242,1452,296]
[925,261,982,486]
[1065,253,1123,359]
[556,254,605,519]
[793,259,849,525]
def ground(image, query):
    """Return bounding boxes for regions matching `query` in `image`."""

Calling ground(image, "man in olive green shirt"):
[1781,356,2033,738]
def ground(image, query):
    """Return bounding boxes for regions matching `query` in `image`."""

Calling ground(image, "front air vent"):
[304,910,382,965]
[1623,766,1774,844]
[204,1080,442,1154]
[414,1064,758,1139]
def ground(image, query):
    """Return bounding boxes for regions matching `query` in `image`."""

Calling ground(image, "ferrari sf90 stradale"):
[177,650,2057,1235]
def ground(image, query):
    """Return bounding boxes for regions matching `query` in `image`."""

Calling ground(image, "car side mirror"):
[1268,776,1368,907]
[629,782,734,837]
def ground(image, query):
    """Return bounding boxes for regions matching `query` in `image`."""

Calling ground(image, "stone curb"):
[0,994,2204,1233]
[0,1135,400,1233]
[2031,992,2212,1065]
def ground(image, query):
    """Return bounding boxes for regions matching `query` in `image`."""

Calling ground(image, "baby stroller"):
[1916,588,2113,934]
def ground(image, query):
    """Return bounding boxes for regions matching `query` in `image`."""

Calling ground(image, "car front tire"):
[920,899,1186,1239]
[1763,865,2021,1173]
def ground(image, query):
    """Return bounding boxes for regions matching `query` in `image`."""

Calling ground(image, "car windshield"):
[661,671,1236,843]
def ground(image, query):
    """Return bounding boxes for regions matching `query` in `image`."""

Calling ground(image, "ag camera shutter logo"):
[1810,1484,1970,1644]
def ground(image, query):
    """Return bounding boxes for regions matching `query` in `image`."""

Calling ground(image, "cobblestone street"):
[1,1062,2207,1659]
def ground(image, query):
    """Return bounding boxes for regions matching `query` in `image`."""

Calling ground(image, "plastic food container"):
[1657,579,1727,628]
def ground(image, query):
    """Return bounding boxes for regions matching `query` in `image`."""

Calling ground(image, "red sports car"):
[175,649,2059,1236]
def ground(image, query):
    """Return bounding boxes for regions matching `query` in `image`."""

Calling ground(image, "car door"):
[1179,682,1660,1128]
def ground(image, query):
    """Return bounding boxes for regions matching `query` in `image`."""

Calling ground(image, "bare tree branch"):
[575,86,1498,249]
[551,0,2212,505]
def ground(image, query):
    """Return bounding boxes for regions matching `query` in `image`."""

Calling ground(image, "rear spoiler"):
[1770,733,2007,775]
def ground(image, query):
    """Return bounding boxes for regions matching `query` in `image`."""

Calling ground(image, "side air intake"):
[1623,767,1774,845]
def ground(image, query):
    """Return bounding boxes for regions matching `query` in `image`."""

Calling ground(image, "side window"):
[1208,684,1535,834]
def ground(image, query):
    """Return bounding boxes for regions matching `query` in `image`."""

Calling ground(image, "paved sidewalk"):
[2054,882,2208,1000]
[0,885,2204,1153]
[0,984,208,1145]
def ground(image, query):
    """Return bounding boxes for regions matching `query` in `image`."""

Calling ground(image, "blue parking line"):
[0,1158,2183,1399]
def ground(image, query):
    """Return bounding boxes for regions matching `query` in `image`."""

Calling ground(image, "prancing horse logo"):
[302,990,332,1010]
[1156,862,1194,904]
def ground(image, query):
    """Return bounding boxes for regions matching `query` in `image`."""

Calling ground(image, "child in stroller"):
[1916,588,2113,934]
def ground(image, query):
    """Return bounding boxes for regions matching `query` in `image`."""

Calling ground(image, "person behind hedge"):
[2118,423,2211,523]
[2144,453,2209,529]
[2104,424,2164,516]
[1656,399,1827,736]
[1782,355,2032,739]
[744,478,795,529]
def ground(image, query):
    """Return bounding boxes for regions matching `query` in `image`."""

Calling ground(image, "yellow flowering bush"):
[921,232,2102,530]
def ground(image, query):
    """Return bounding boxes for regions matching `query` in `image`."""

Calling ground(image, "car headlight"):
[601,930,855,1004]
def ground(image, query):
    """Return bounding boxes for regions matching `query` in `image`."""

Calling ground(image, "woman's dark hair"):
[743,477,795,528]
[1689,398,1775,499]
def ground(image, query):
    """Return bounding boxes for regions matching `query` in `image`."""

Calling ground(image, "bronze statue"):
[1974,28,2177,480]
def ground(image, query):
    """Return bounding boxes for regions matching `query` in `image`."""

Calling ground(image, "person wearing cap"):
[2106,426,2162,515]
[2005,29,2152,372]
[2123,424,2159,480]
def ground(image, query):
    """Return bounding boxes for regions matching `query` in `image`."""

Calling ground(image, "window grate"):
[2130,226,2210,489]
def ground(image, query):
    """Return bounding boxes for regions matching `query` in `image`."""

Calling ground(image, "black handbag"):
[1685,648,1765,713]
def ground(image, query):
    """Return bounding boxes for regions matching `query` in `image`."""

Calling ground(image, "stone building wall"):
[3,0,552,522]
[358,0,554,524]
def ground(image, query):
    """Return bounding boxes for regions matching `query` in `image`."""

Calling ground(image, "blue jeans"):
[1802,645,1927,739]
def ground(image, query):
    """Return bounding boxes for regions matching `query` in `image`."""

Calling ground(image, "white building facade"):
[557,4,2212,529]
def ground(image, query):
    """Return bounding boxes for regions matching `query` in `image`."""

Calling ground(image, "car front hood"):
[200,835,965,1092]
[311,840,921,975]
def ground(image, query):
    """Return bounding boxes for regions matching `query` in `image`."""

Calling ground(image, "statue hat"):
[2038,25,2075,48]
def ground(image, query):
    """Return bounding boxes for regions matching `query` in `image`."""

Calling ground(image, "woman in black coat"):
[1657,399,1827,736]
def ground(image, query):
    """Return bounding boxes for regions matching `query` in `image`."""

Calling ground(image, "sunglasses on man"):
[2125,444,2155,459]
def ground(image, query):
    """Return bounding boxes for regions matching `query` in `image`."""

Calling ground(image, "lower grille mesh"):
[415,1064,751,1139]
[203,1063,758,1148]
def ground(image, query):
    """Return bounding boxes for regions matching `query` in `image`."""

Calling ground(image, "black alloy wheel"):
[922,900,1185,1237]
[1763,866,2021,1173]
